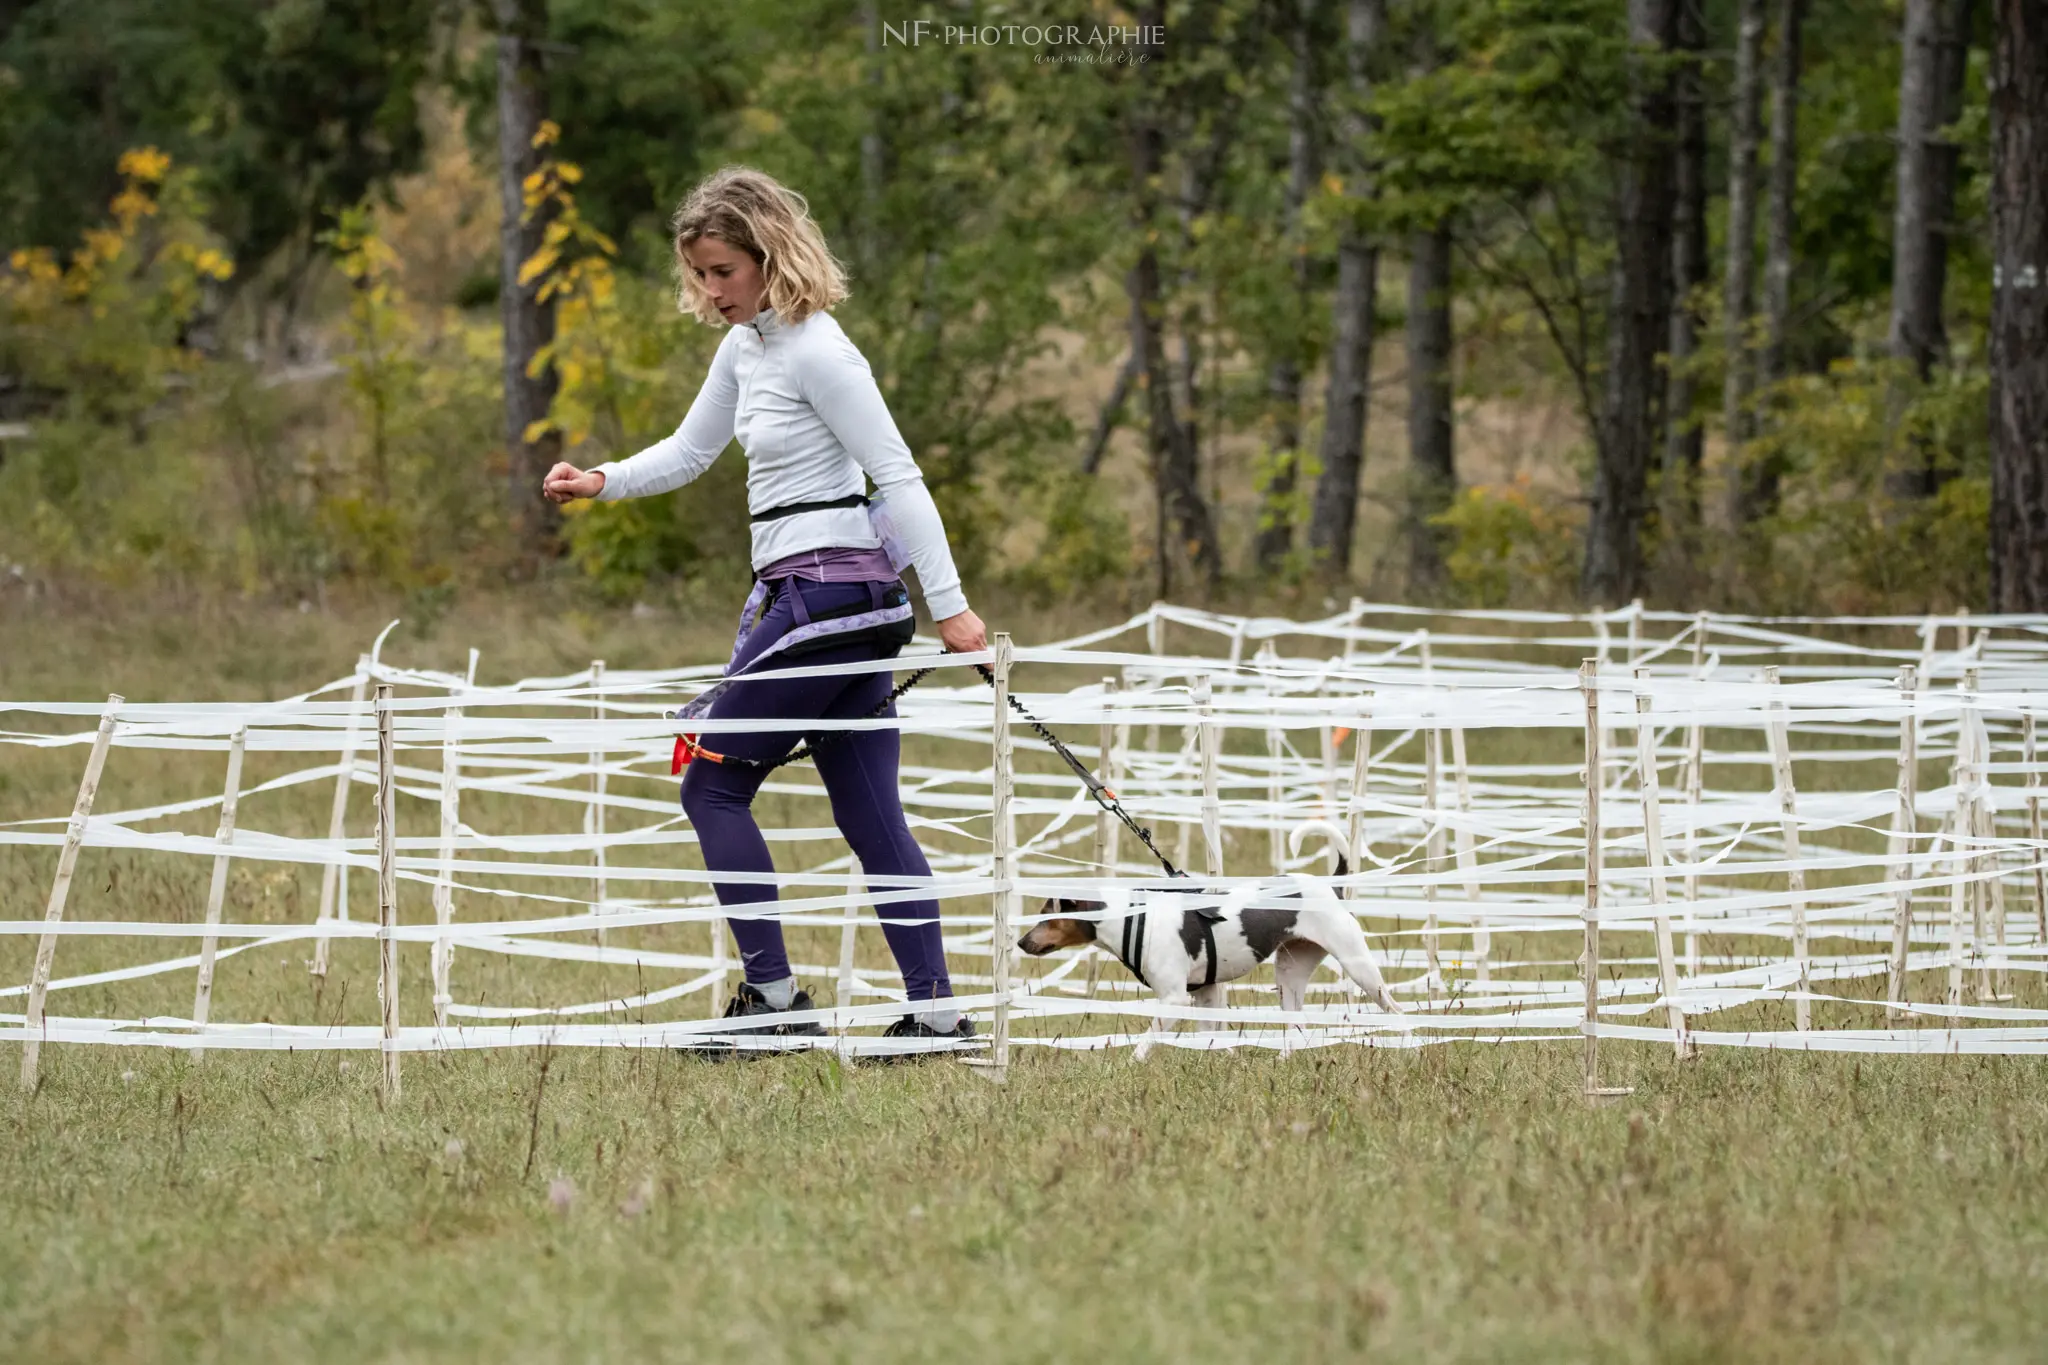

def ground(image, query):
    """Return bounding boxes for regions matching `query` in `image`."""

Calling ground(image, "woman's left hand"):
[937,608,987,655]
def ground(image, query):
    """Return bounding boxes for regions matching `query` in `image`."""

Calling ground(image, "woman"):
[542,166,984,1053]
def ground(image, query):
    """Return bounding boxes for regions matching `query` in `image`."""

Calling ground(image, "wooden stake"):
[1257,643,1286,871]
[1945,810,1966,1010]
[1886,664,1919,1016]
[589,658,607,948]
[1090,677,1128,1000]
[1345,697,1374,871]
[1763,666,1811,1031]
[190,725,248,1062]
[312,660,369,978]
[1195,673,1223,877]
[1144,602,1165,757]
[1422,722,1445,998]
[1580,662,1627,1101]
[1960,667,1992,1002]
[375,683,400,1106]
[1450,724,1487,985]
[2027,712,2045,944]
[1634,670,1691,1059]
[989,632,1016,1073]
[20,693,121,1092]
[431,651,476,1029]
[836,854,864,1031]
[1682,615,1707,977]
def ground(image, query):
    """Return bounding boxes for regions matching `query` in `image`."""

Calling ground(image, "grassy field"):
[5,590,2048,1364]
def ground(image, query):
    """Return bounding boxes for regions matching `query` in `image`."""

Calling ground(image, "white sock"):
[919,1003,960,1033]
[751,976,797,1009]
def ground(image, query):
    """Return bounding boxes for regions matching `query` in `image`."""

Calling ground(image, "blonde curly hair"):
[669,165,850,326]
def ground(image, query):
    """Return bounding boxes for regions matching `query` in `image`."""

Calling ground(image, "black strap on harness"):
[750,493,869,524]
[1114,902,1220,990]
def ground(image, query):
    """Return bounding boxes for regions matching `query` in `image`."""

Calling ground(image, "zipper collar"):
[742,303,784,339]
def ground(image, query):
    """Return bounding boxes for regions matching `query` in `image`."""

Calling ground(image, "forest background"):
[3,0,2044,622]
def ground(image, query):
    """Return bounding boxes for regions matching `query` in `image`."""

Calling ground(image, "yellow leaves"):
[8,247,62,283]
[193,248,234,281]
[516,246,559,287]
[79,228,126,266]
[522,416,557,443]
[116,146,172,183]
[1322,171,1345,197]
[531,119,561,149]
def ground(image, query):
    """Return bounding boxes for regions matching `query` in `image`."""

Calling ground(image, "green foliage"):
[0,0,435,281]
[0,149,238,585]
[1432,475,1584,609]
[1733,333,1991,614]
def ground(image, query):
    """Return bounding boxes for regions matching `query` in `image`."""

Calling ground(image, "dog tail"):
[1287,818,1352,893]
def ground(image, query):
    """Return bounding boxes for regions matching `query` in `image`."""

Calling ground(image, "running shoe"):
[675,981,827,1060]
[866,1012,979,1064]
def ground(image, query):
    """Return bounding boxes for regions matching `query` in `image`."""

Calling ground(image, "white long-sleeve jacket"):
[589,304,970,620]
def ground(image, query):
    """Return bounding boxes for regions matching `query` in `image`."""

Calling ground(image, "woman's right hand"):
[543,462,606,503]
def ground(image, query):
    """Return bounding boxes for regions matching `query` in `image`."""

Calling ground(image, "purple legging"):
[679,575,951,1005]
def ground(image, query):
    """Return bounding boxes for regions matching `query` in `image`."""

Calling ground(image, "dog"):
[1017,819,1404,1056]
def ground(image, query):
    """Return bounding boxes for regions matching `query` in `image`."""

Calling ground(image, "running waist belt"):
[750,493,870,524]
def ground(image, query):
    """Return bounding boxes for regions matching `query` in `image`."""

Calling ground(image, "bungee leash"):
[670,656,1188,879]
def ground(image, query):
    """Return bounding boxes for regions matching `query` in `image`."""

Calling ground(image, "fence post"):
[1260,644,1286,872]
[1195,673,1223,878]
[312,659,369,979]
[1887,664,1920,1016]
[990,633,1016,1074]
[589,658,607,948]
[1582,657,1600,1097]
[376,683,401,1106]
[1959,666,1992,1002]
[1344,697,1374,871]
[1422,721,1446,999]
[1450,724,1487,984]
[836,854,864,1040]
[191,724,249,1062]
[1682,614,1707,977]
[431,651,476,1030]
[1763,666,1811,1031]
[1089,676,1124,999]
[2027,712,2046,946]
[20,693,122,1092]
[1144,602,1165,757]
[1634,670,1691,1059]
[1579,661,1628,1101]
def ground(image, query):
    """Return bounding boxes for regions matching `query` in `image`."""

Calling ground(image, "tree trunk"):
[860,0,887,288]
[1888,0,1978,501]
[1989,0,2048,611]
[1583,0,1680,605]
[1307,0,1386,575]
[1255,0,1323,569]
[493,0,561,564]
[1406,221,1455,593]
[1744,0,1807,519]
[1721,0,1766,528]
[1663,0,1708,525]
[1130,4,1219,593]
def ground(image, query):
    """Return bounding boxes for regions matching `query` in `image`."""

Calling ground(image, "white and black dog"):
[1017,819,1403,1056]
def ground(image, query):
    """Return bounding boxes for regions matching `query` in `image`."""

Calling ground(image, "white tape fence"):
[6,598,2048,1098]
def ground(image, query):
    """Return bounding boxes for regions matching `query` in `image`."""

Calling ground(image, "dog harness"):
[1114,901,1223,991]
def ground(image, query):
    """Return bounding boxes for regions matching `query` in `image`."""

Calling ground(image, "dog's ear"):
[1056,899,1105,935]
